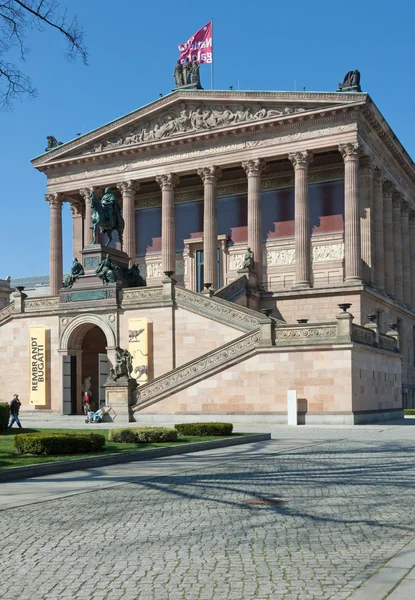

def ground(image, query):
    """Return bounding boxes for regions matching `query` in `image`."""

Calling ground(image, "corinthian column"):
[383,181,394,297]
[70,201,84,262]
[45,193,63,296]
[198,166,222,289]
[242,158,265,285]
[401,201,411,306]
[410,211,415,308]
[156,174,179,274]
[80,188,93,246]
[392,191,403,302]
[339,143,362,283]
[373,168,385,292]
[289,150,313,288]
[117,181,140,266]
[359,156,374,285]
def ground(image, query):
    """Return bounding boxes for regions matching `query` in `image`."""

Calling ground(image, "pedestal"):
[59,244,130,306]
[104,378,137,423]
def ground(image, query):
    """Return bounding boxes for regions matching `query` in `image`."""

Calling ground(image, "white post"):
[287,390,298,425]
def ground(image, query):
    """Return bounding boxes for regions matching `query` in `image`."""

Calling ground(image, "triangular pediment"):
[32,90,367,168]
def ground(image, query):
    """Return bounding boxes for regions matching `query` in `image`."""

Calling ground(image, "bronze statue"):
[242,247,255,271]
[63,257,85,288]
[191,57,201,88]
[108,346,133,381]
[174,60,183,87]
[45,135,63,152]
[126,264,146,287]
[182,58,191,85]
[89,188,125,248]
[95,254,119,284]
[338,69,362,92]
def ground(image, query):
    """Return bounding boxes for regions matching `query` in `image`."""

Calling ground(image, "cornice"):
[37,101,364,174]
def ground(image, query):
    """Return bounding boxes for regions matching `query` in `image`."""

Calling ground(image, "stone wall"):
[267,291,361,324]
[351,346,402,414]
[119,305,241,378]
[138,347,354,417]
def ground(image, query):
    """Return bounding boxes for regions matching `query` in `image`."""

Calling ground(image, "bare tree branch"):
[0,0,87,110]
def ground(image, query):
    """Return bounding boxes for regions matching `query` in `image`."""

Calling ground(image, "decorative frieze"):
[312,243,344,262]
[145,262,163,279]
[265,248,295,267]
[229,254,246,271]
[24,297,60,311]
[275,325,337,343]
[122,287,163,303]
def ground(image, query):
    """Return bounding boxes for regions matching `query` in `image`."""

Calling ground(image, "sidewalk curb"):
[0,433,271,483]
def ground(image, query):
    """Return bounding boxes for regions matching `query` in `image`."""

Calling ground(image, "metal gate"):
[62,355,76,415]
[98,353,109,408]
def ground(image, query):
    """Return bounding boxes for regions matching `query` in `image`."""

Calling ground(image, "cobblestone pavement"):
[2,433,415,600]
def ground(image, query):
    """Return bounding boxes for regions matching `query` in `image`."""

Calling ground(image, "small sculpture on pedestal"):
[174,60,183,87]
[95,254,119,284]
[242,247,255,271]
[63,258,85,288]
[108,346,133,382]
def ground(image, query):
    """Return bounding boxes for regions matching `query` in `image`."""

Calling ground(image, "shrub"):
[404,409,415,416]
[108,427,178,444]
[108,428,138,443]
[174,422,233,436]
[0,402,10,432]
[13,433,105,455]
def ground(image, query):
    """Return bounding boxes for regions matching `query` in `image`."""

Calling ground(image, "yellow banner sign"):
[29,326,47,405]
[128,318,149,384]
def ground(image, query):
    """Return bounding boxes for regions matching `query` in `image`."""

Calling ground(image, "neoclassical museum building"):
[0,85,414,423]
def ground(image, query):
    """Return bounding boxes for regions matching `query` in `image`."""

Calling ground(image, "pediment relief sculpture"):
[84,104,312,155]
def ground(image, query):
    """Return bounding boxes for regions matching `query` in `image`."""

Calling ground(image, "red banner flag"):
[178,22,212,64]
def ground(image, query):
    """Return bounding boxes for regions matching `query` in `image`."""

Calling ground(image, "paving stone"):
[1,433,415,599]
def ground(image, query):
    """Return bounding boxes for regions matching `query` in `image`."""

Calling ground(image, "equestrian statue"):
[89,188,125,249]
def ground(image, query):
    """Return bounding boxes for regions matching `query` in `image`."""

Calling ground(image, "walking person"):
[9,394,22,429]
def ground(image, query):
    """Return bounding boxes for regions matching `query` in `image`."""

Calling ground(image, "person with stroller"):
[9,393,22,428]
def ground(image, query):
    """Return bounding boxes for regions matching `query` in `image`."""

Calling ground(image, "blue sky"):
[2,0,414,277]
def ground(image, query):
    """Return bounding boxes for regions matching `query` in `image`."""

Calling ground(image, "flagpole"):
[211,19,214,90]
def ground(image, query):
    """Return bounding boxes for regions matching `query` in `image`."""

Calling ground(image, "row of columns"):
[45,143,414,307]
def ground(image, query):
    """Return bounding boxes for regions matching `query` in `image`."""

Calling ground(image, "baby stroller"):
[85,405,111,424]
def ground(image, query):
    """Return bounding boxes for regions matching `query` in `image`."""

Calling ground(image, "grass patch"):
[0,428,243,470]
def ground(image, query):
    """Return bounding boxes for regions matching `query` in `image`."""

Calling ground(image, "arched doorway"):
[60,315,116,415]
[81,326,107,413]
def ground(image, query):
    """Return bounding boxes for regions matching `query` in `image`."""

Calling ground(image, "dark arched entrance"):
[62,321,111,415]
[81,325,107,413]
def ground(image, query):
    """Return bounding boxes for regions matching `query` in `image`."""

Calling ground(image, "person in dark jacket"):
[9,394,22,428]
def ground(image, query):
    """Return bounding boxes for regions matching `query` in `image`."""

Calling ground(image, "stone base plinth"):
[104,378,137,423]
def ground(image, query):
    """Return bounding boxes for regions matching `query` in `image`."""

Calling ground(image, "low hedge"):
[14,432,105,455]
[108,427,178,444]
[174,422,233,436]
[404,409,415,416]
[0,402,10,432]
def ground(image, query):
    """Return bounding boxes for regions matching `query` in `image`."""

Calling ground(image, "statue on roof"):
[174,60,183,87]
[45,136,63,152]
[337,69,362,93]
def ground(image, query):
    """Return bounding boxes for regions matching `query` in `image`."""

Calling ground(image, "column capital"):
[242,158,266,177]
[392,190,402,208]
[197,166,222,184]
[288,150,313,169]
[401,200,410,216]
[359,155,374,171]
[383,180,394,195]
[79,186,104,200]
[70,201,84,217]
[156,173,180,191]
[45,193,63,208]
[116,180,140,195]
[339,142,361,161]
[409,210,415,223]
[373,166,383,182]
